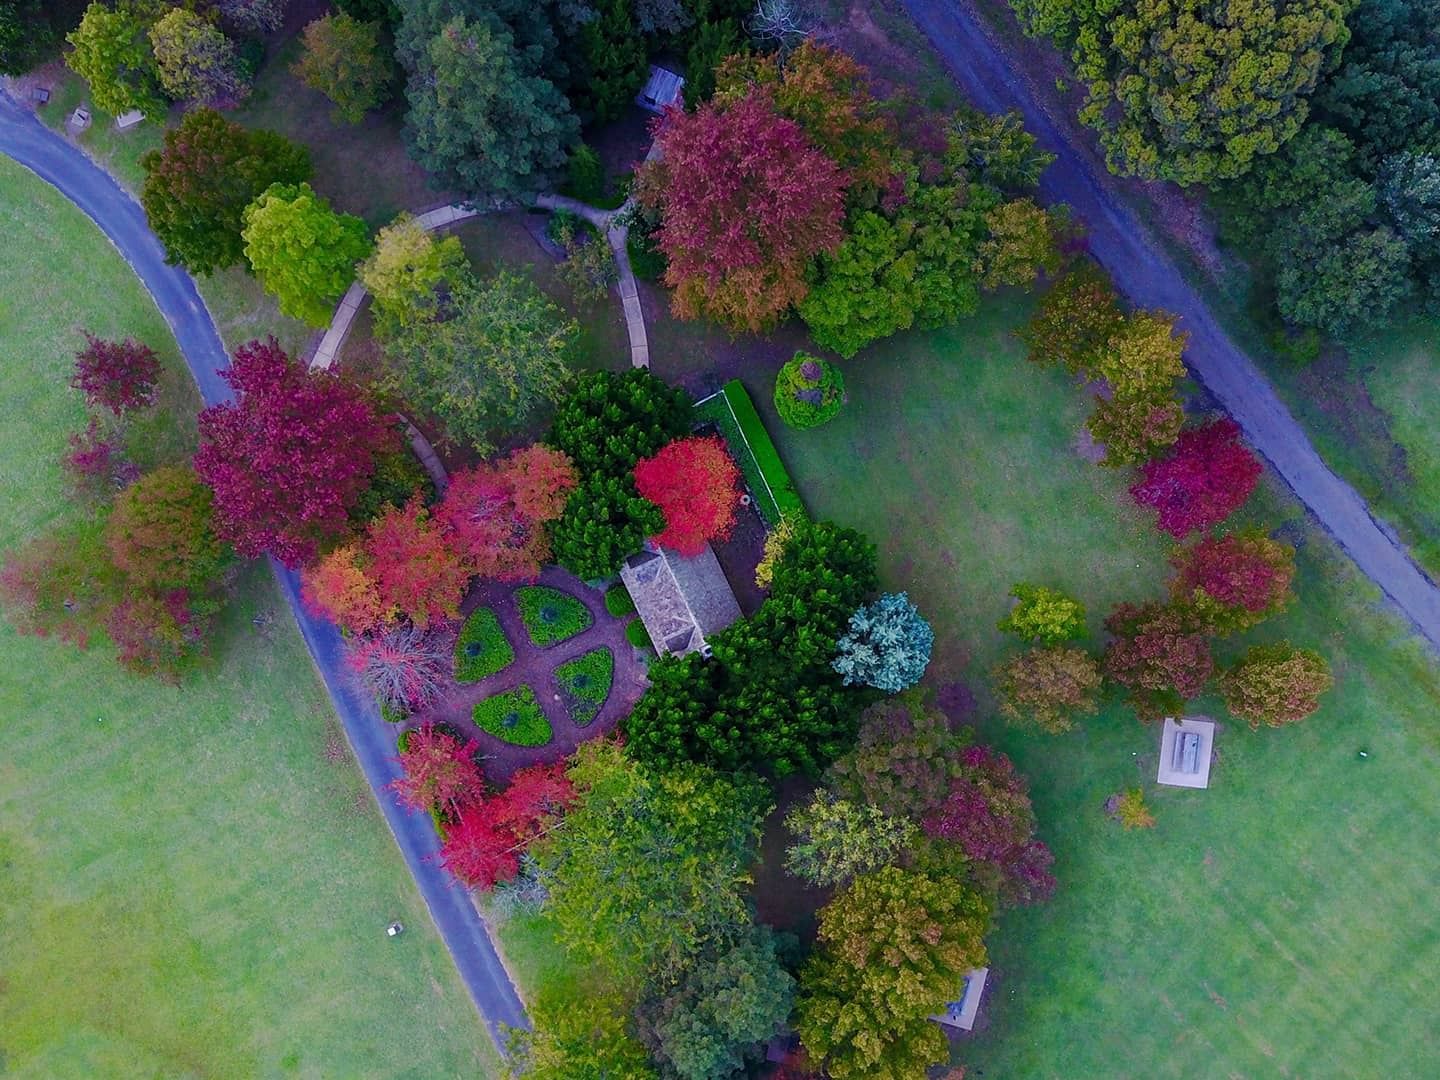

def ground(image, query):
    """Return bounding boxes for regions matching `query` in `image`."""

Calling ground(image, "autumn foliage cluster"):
[195,339,396,566]
[391,724,576,892]
[302,445,577,634]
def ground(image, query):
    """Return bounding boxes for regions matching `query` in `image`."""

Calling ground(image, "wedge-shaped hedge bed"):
[516,585,593,647]
[454,606,513,682]
[555,647,614,727]
[472,685,552,747]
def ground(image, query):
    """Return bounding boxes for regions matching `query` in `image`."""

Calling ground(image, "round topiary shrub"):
[774,352,845,429]
[604,583,636,617]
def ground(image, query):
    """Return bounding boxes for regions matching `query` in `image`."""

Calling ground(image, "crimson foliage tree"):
[364,497,469,628]
[440,762,577,890]
[632,436,742,556]
[1130,419,1263,537]
[1169,530,1295,632]
[71,333,161,416]
[638,89,846,331]
[438,445,577,581]
[921,745,1056,907]
[0,519,118,648]
[194,339,396,566]
[392,723,487,818]
[1103,602,1214,720]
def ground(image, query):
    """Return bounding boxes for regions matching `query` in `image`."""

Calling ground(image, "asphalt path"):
[0,90,528,1052]
[902,0,1440,651]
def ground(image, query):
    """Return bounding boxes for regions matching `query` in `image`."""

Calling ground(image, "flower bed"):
[515,585,593,647]
[472,685,552,747]
[554,647,614,726]
[454,606,514,682]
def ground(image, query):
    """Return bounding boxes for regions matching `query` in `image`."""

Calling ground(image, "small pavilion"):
[620,543,741,657]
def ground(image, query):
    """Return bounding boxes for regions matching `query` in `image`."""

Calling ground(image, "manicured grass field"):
[744,294,1440,1076]
[0,156,495,1078]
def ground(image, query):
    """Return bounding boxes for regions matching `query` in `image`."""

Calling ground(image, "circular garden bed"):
[554,647,614,727]
[455,606,513,682]
[515,585,593,647]
[472,685,553,746]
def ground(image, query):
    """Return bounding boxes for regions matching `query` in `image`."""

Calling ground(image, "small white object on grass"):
[386,921,404,937]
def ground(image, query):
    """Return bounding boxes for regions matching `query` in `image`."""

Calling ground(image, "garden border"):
[694,379,806,526]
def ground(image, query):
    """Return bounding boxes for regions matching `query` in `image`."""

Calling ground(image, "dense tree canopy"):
[357,213,468,332]
[998,582,1087,644]
[438,445,576,581]
[149,7,248,106]
[1,0,63,76]
[389,269,576,453]
[1103,601,1214,721]
[105,465,227,596]
[832,591,934,692]
[622,520,878,776]
[796,866,990,1079]
[71,333,160,417]
[1014,0,1351,184]
[638,89,847,331]
[636,925,795,1080]
[993,644,1103,733]
[66,2,164,117]
[141,109,313,276]
[194,339,396,565]
[1213,0,1440,334]
[785,791,915,887]
[533,739,769,984]
[241,183,371,326]
[293,12,393,125]
[827,691,973,821]
[1170,530,1296,632]
[401,15,577,196]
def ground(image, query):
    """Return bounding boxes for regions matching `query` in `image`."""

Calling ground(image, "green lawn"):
[0,155,496,1078]
[746,294,1440,1075]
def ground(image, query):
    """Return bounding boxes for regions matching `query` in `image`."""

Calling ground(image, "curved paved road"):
[902,0,1440,651]
[0,90,527,1051]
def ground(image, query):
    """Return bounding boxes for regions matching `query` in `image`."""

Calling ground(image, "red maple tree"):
[1103,601,1214,719]
[638,90,846,331]
[71,333,161,416]
[1129,419,1262,538]
[392,723,487,818]
[365,497,469,628]
[438,445,576,582]
[438,763,576,890]
[1170,531,1294,630]
[193,338,396,566]
[922,745,1056,907]
[632,436,742,556]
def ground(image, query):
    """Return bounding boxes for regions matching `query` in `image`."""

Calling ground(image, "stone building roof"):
[620,544,742,657]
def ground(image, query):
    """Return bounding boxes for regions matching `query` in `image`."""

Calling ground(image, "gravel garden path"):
[407,566,649,781]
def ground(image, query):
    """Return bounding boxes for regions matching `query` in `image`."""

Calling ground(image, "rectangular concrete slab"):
[1157,716,1216,788]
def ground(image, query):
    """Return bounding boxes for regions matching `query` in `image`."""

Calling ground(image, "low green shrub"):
[555,647,614,726]
[472,686,552,747]
[604,583,636,617]
[380,699,408,724]
[516,585,593,647]
[454,607,514,682]
[774,352,846,429]
[565,143,606,204]
[625,618,652,650]
[627,229,666,282]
